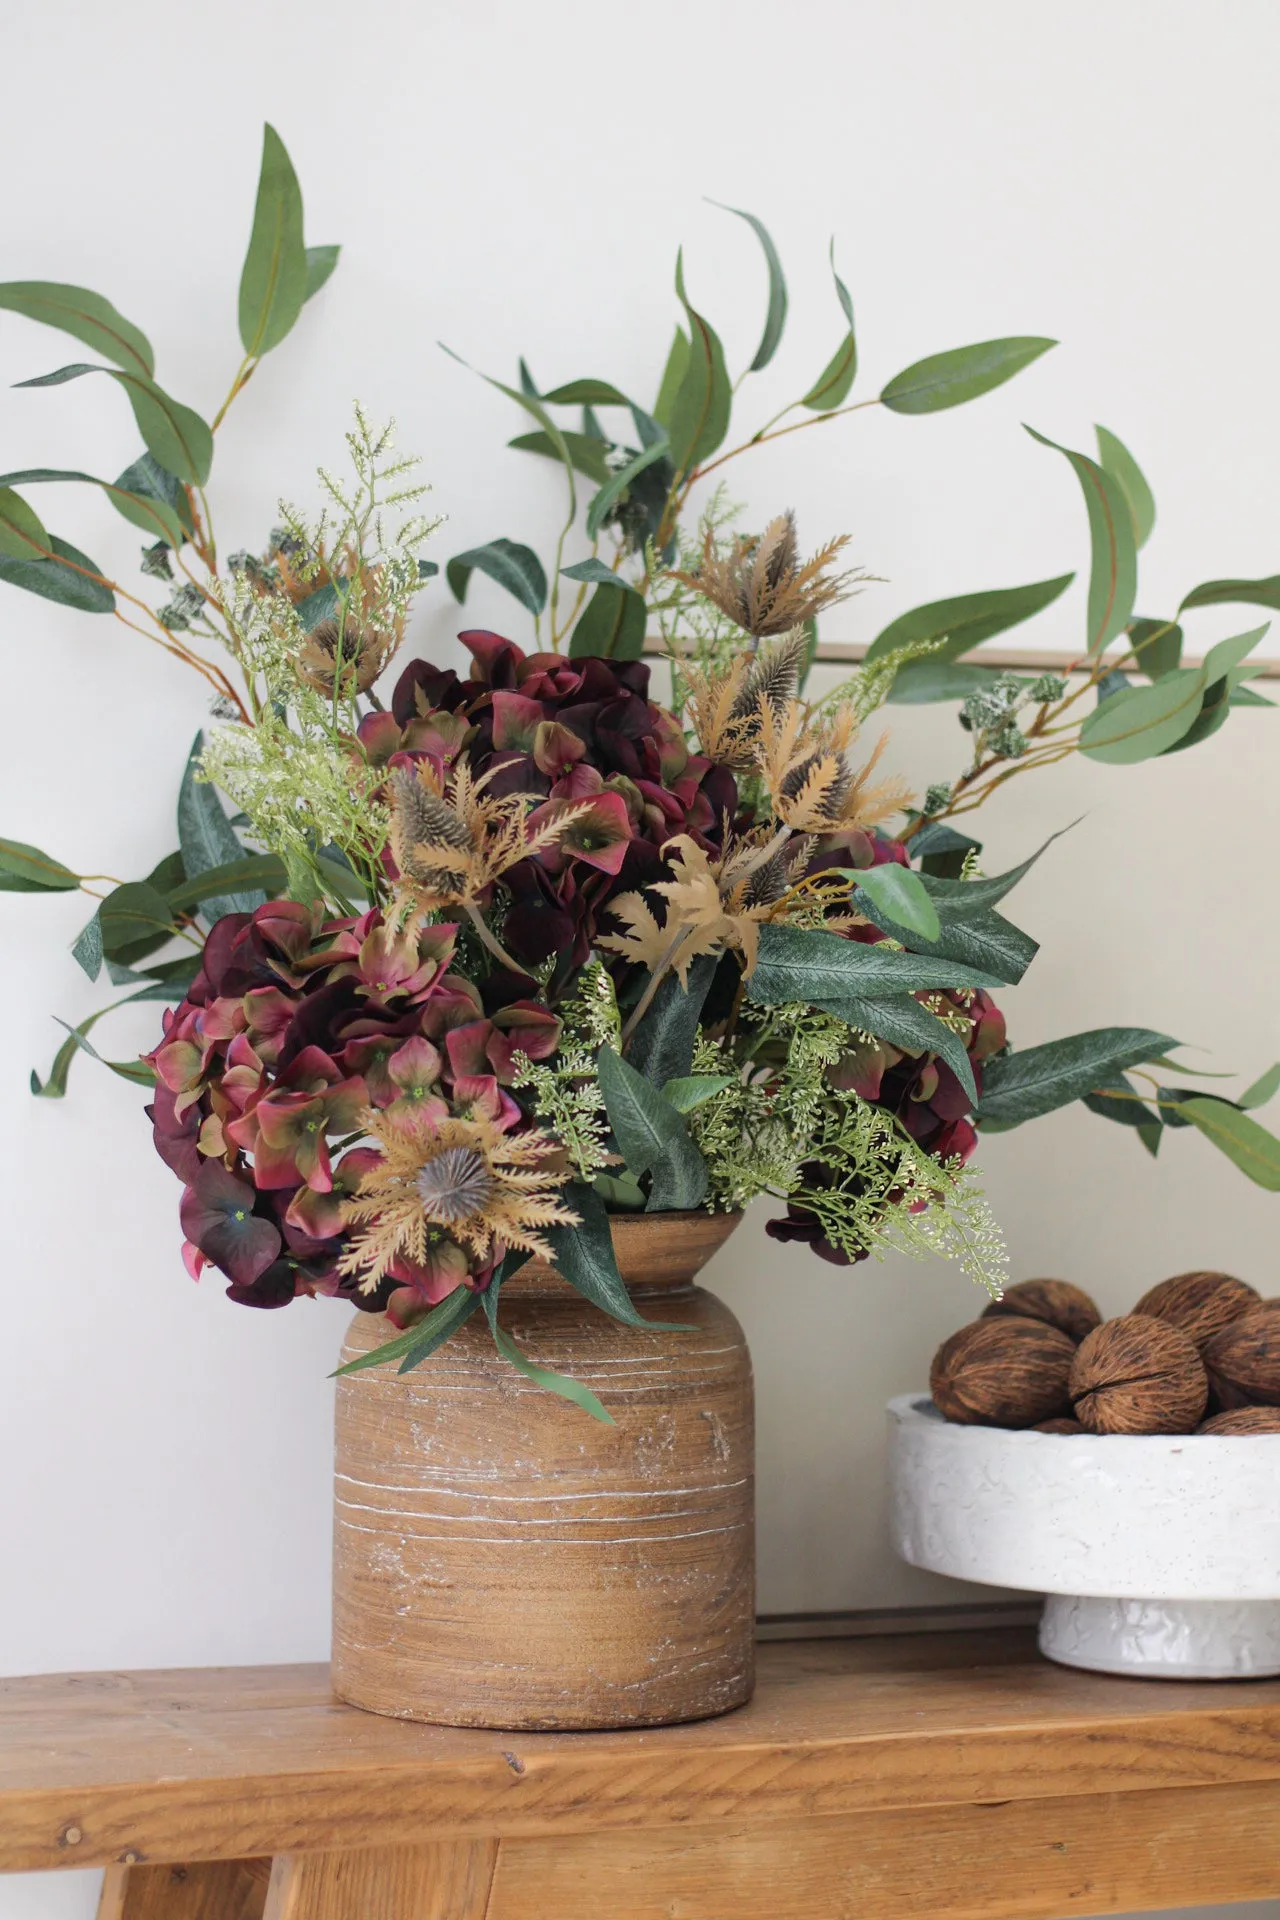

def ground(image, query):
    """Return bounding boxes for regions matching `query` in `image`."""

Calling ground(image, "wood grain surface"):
[484,1782,1280,1920]
[8,1632,1280,1873]
[333,1210,755,1729]
[263,1841,497,1920]
[97,1858,269,1919]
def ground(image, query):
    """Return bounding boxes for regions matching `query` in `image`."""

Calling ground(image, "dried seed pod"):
[930,1318,1076,1429]
[1203,1301,1280,1409]
[982,1279,1101,1345]
[1070,1314,1208,1435]
[1198,1407,1280,1435]
[1035,1417,1086,1434]
[1133,1271,1259,1350]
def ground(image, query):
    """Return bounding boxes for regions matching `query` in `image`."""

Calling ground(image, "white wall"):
[4,1,1280,1913]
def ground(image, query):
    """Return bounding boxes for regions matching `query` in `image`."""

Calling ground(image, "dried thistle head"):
[294,615,397,696]
[755,699,912,834]
[669,512,865,639]
[338,1109,579,1287]
[684,629,810,770]
[387,757,593,914]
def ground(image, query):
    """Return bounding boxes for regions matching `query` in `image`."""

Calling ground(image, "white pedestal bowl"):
[887,1394,1280,1679]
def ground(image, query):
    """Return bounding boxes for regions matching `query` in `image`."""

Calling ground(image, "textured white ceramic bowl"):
[887,1393,1280,1678]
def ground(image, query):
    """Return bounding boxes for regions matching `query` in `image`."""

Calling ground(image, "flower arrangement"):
[5,130,1280,1413]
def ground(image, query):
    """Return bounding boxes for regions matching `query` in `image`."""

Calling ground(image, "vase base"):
[1040,1594,1280,1679]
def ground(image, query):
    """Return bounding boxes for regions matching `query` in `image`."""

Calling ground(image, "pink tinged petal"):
[652,707,689,782]
[533,719,586,777]
[253,899,316,961]
[492,1001,562,1061]
[225,1033,265,1074]
[492,690,546,752]
[155,1039,203,1093]
[182,1241,208,1282]
[388,1035,444,1094]
[445,1019,496,1080]
[322,1076,371,1136]
[200,997,249,1042]
[356,709,405,766]
[460,627,526,685]
[285,1185,349,1239]
[451,1073,521,1131]
[278,1045,342,1092]
[197,1113,227,1157]
[550,763,604,801]
[243,986,296,1041]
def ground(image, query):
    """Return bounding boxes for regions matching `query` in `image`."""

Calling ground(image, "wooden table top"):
[6,1628,1280,1874]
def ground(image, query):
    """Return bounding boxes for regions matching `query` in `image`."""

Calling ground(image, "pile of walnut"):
[930,1273,1280,1435]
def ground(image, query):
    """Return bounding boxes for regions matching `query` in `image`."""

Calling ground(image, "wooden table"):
[5,1628,1280,1919]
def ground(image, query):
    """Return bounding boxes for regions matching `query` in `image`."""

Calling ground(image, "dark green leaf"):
[661,1074,738,1113]
[888,662,1003,704]
[166,853,286,913]
[568,581,646,661]
[488,1313,615,1423]
[0,837,80,890]
[15,363,213,486]
[882,337,1055,414]
[1179,1097,1280,1191]
[626,954,718,1085]
[666,250,732,476]
[304,244,340,302]
[31,1002,118,1099]
[845,882,1038,987]
[848,863,940,941]
[709,201,788,372]
[1095,426,1156,549]
[178,733,263,919]
[560,557,642,593]
[1082,1073,1158,1129]
[238,124,308,358]
[976,1026,1177,1127]
[911,821,982,880]
[447,538,547,616]
[99,881,176,963]
[597,1045,708,1210]
[1097,426,1159,549]
[584,436,671,541]
[747,923,1004,1002]
[442,346,580,524]
[916,823,1075,916]
[1240,1063,1280,1110]
[801,241,856,410]
[0,465,185,550]
[0,488,51,561]
[331,1287,480,1377]
[540,379,632,406]
[1025,428,1137,653]
[509,429,611,485]
[864,573,1074,667]
[1079,667,1207,762]
[0,533,114,612]
[1179,575,1280,614]
[1230,683,1277,708]
[0,281,153,378]
[1128,616,1182,680]
[544,1182,682,1327]
[71,910,103,980]
[1137,1120,1163,1157]
[825,991,978,1108]
[653,328,689,428]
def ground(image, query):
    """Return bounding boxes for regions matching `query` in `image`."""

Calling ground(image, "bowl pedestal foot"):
[1039,1595,1280,1679]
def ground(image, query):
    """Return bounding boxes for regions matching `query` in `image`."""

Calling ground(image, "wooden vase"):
[331,1209,754,1730]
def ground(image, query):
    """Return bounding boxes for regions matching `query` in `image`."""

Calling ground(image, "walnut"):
[930,1318,1075,1428]
[982,1278,1101,1344]
[1034,1416,1087,1434]
[1198,1407,1280,1435]
[1203,1302,1280,1409]
[1133,1271,1259,1350]
[1070,1314,1208,1434]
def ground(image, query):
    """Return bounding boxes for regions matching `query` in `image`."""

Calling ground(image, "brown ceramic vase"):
[331,1209,754,1730]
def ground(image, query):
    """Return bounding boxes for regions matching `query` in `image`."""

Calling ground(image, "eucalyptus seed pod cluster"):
[930,1269,1280,1435]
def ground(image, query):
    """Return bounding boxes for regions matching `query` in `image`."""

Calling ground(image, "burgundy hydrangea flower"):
[144,899,561,1322]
